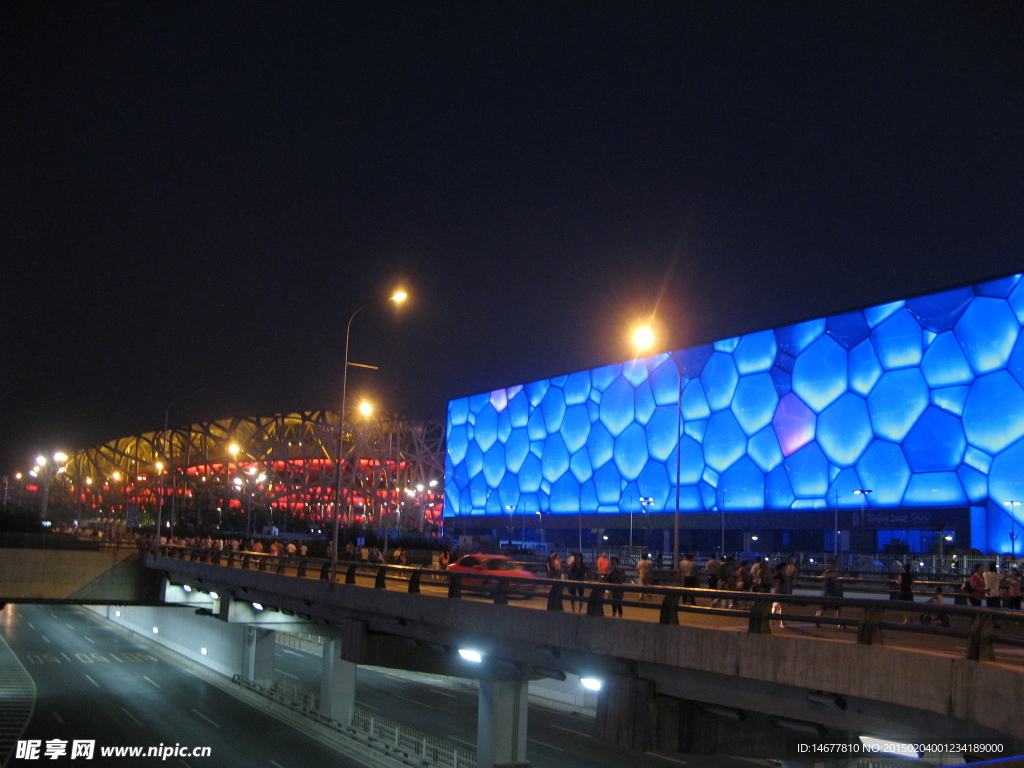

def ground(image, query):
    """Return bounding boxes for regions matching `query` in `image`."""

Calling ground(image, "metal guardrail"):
[162,546,1024,663]
[233,674,475,768]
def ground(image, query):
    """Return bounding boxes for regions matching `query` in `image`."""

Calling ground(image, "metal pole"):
[333,297,395,580]
[673,366,682,570]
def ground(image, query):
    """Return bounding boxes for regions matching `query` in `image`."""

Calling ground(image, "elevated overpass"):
[3,543,1022,765]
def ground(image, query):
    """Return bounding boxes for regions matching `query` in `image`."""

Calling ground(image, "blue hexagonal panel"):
[955,296,1019,374]
[792,335,848,412]
[444,273,1024,553]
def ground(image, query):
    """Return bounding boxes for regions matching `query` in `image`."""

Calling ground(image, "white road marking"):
[41,635,51,644]
[428,687,457,698]
[61,653,71,662]
[66,623,76,631]
[645,751,687,765]
[84,636,95,645]
[271,762,287,768]
[281,649,303,657]
[143,675,162,689]
[191,708,222,729]
[121,707,144,726]
[110,653,124,663]
[550,723,590,738]
[391,693,428,707]
[529,739,566,752]
[84,675,101,689]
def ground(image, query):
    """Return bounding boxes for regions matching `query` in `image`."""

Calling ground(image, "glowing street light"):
[37,452,68,521]
[332,289,408,580]
[632,325,655,352]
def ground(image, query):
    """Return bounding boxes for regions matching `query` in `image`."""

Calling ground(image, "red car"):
[447,555,538,593]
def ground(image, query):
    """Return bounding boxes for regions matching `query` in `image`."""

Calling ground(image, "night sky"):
[2,1,1021,474]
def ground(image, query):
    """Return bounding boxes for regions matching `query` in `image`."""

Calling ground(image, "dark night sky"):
[1,1,1021,473]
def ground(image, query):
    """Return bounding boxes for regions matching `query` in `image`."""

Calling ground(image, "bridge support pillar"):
[595,674,654,751]
[477,679,529,768]
[241,627,275,686]
[319,638,356,725]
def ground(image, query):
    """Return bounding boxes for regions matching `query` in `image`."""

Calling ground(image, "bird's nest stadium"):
[18,411,444,535]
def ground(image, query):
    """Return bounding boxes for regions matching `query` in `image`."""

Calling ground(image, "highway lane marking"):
[61,653,72,662]
[280,649,303,657]
[84,675,101,689]
[41,635,51,644]
[276,670,299,680]
[84,636,95,645]
[191,708,222,729]
[550,724,590,738]
[390,693,428,707]
[52,711,65,726]
[271,762,287,768]
[143,675,162,689]
[120,707,144,726]
[110,653,124,662]
[645,751,687,764]
[66,623,76,631]
[27,622,34,629]
[529,739,566,752]
[428,687,457,699]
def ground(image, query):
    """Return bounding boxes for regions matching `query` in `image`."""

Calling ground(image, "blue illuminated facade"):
[445,275,1024,553]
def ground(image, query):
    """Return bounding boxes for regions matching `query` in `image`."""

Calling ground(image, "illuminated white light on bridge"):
[200,648,208,656]
[114,611,120,617]
[458,649,483,663]
[152,627,159,634]
[252,603,263,611]
[182,585,192,592]
[580,677,603,691]
[858,736,919,759]
[209,592,218,600]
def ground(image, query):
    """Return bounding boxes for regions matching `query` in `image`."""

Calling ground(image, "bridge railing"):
[157,545,1024,664]
[232,674,475,768]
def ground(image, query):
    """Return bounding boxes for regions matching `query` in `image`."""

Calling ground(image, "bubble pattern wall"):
[445,275,1024,535]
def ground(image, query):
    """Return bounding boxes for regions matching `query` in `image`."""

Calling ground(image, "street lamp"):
[36,452,68,522]
[855,489,872,555]
[639,496,654,553]
[332,289,408,581]
[505,505,516,550]
[1004,501,1021,557]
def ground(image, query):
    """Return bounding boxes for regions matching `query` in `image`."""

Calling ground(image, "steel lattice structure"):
[56,411,445,531]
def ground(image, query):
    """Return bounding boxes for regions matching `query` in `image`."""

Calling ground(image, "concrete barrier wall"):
[86,604,247,679]
[0,549,159,601]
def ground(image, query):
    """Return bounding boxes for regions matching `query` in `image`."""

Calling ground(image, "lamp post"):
[35,452,68,522]
[505,505,516,550]
[640,496,654,553]
[332,290,407,581]
[1004,501,1021,557]
[855,489,872,555]
[155,461,165,543]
